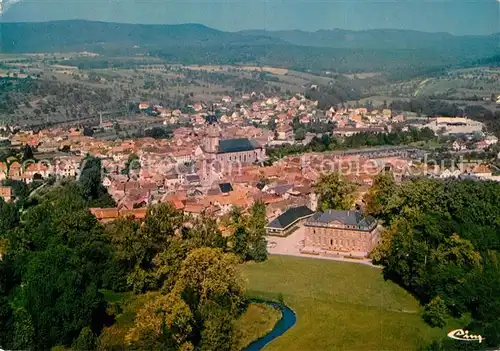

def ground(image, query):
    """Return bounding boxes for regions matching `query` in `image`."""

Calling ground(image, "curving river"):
[244,300,297,351]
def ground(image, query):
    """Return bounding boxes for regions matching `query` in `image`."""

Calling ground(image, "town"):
[0,93,498,263]
[0,10,499,351]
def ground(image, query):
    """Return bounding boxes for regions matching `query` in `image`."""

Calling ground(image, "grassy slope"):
[241,255,464,351]
[233,303,282,350]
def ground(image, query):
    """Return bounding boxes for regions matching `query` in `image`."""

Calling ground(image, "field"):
[241,256,466,351]
[358,66,500,110]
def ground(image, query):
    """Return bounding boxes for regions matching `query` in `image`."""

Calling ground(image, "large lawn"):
[241,256,461,351]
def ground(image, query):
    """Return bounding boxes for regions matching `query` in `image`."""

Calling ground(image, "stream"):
[244,299,297,351]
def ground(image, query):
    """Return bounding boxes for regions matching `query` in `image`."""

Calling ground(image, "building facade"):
[304,210,378,256]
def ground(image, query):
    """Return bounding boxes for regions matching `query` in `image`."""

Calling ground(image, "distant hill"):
[0,20,284,52]
[239,28,499,52]
[0,20,498,78]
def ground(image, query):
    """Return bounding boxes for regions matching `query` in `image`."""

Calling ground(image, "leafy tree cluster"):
[143,126,174,139]
[291,116,336,141]
[126,248,245,351]
[0,183,109,350]
[120,153,141,176]
[0,173,269,350]
[101,201,267,350]
[365,175,500,349]
[0,77,39,114]
[230,202,268,262]
[102,202,228,294]
[314,172,357,211]
[79,155,116,207]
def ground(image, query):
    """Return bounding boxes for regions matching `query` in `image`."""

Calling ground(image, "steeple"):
[204,123,219,154]
[203,107,220,154]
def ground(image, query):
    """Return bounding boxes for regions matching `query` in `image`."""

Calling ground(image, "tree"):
[128,248,244,350]
[314,172,356,211]
[19,246,105,349]
[124,203,186,293]
[246,201,268,262]
[0,297,13,349]
[22,144,34,162]
[267,118,277,131]
[0,183,110,350]
[78,156,115,206]
[422,297,448,328]
[232,226,249,260]
[121,153,141,176]
[126,293,193,350]
[12,308,34,350]
[363,172,396,222]
[199,304,234,351]
[370,177,500,336]
[79,155,104,200]
[173,248,244,313]
[186,216,227,250]
[72,327,96,351]
[294,128,306,141]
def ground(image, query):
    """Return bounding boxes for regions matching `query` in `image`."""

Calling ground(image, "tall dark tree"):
[246,201,268,262]
[78,156,115,207]
[0,296,13,349]
[21,144,34,162]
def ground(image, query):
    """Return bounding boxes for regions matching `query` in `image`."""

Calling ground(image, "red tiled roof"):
[184,202,205,214]
[89,208,119,220]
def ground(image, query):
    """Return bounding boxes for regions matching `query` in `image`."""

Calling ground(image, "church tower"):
[204,123,219,154]
[203,111,220,154]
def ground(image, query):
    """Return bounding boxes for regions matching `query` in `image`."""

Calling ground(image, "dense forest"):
[0,156,268,350]
[365,174,500,350]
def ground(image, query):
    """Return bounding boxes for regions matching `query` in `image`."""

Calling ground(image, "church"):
[202,119,266,168]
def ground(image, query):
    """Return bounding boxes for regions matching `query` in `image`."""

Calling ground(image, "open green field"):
[241,256,465,351]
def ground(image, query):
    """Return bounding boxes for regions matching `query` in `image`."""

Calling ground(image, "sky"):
[1,0,499,35]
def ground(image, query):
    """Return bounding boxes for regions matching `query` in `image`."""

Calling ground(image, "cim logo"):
[447,329,485,343]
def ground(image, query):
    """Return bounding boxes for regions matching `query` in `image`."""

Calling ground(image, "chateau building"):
[303,210,378,256]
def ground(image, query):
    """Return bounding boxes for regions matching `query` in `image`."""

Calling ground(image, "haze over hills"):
[0,20,286,52]
[1,20,498,53]
[0,20,498,77]
[0,0,497,35]
[239,28,500,51]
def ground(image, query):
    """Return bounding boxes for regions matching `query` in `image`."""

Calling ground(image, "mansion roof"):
[266,205,315,230]
[306,210,376,231]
